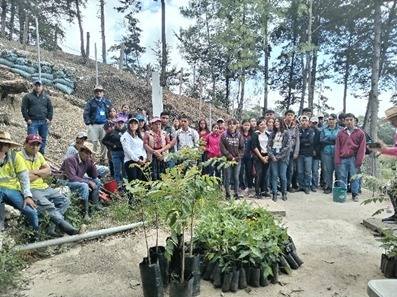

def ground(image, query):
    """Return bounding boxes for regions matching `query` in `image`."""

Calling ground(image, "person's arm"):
[219,135,233,160]
[334,132,341,166]
[83,100,92,125]
[355,131,367,168]
[47,96,53,122]
[102,130,114,148]
[293,127,300,156]
[276,132,292,160]
[30,156,51,178]
[122,134,141,162]
[62,157,89,183]
[21,94,30,122]
[86,159,99,179]
[237,134,245,161]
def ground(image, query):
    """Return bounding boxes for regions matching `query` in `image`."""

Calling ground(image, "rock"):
[5,204,21,219]
[129,279,141,289]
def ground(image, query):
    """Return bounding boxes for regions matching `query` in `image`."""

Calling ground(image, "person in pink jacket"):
[369,106,397,222]
[205,123,222,180]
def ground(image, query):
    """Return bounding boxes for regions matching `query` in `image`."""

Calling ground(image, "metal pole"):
[15,221,147,251]
[95,43,98,85]
[209,101,212,127]
[35,18,41,80]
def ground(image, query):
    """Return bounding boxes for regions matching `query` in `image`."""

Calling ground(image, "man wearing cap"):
[368,106,397,221]
[310,117,321,192]
[297,115,315,194]
[83,85,113,164]
[144,117,171,180]
[21,79,53,155]
[102,116,127,186]
[284,109,300,192]
[19,134,86,236]
[61,142,102,219]
[64,132,109,178]
[335,113,366,202]
[320,113,340,194]
[317,114,325,130]
[0,131,38,235]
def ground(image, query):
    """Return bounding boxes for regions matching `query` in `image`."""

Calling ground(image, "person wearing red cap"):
[21,79,53,155]
[144,117,171,180]
[19,134,86,236]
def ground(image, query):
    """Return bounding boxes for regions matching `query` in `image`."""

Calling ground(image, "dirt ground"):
[8,189,390,297]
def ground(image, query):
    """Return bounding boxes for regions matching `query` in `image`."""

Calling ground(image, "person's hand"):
[27,119,32,125]
[154,150,162,160]
[45,119,51,125]
[88,180,97,190]
[29,172,39,181]
[271,156,277,162]
[23,197,36,209]
[293,153,299,159]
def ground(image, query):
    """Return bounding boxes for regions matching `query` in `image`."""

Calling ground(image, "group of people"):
[1,79,397,241]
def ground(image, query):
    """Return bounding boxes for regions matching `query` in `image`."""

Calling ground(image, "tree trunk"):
[100,0,106,64]
[160,0,167,87]
[286,51,296,111]
[262,20,269,116]
[18,6,25,44]
[369,0,381,141]
[75,0,86,62]
[0,0,6,38]
[299,54,306,113]
[86,31,90,64]
[237,72,245,120]
[9,0,15,41]
[306,0,313,109]
[204,7,217,109]
[53,25,58,58]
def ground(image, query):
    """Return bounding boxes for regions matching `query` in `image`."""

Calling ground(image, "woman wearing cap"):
[121,118,147,206]
[144,117,171,181]
[102,116,127,187]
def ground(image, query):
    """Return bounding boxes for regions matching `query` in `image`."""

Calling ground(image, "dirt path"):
[8,190,389,297]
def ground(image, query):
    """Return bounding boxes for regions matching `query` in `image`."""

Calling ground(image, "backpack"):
[364,132,372,155]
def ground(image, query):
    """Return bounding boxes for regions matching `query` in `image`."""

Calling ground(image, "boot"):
[272,194,277,202]
[91,192,105,211]
[282,194,287,201]
[47,222,63,238]
[0,203,5,231]
[57,220,86,235]
[81,199,90,220]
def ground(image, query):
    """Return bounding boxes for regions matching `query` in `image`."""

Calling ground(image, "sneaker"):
[352,194,359,202]
[237,191,244,199]
[304,188,310,194]
[254,193,262,199]
[311,186,317,192]
[382,215,397,223]
[323,188,332,194]
[225,193,231,200]
[282,194,287,201]
[261,191,271,197]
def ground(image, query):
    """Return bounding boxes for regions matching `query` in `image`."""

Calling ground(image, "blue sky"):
[60,0,391,118]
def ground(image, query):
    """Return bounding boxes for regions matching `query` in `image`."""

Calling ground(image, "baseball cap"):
[25,134,42,144]
[217,118,224,123]
[300,115,309,121]
[136,115,146,121]
[116,116,126,123]
[33,79,43,85]
[137,106,146,112]
[76,131,88,139]
[317,114,324,118]
[310,117,319,123]
[150,117,161,124]
[93,85,105,92]
[128,117,139,124]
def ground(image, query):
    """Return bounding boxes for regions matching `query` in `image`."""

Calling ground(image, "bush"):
[0,233,23,292]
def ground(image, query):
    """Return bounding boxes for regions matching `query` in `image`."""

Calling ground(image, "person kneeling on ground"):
[61,142,103,220]
[20,134,86,236]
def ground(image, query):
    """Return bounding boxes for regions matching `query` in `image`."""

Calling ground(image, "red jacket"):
[335,127,366,167]
[206,132,221,158]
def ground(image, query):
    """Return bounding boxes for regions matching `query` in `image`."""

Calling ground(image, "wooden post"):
[35,18,41,80]
[85,32,90,65]
[119,42,124,71]
[95,43,98,85]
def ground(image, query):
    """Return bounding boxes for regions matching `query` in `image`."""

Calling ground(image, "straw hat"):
[81,142,96,154]
[380,106,397,124]
[0,131,21,149]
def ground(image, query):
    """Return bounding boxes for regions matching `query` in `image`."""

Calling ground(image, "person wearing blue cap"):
[21,79,53,155]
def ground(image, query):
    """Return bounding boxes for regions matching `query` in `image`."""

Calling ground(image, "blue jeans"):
[338,157,359,196]
[224,161,241,197]
[322,153,336,189]
[287,153,296,188]
[0,187,39,229]
[253,156,269,195]
[239,156,253,189]
[31,188,70,225]
[67,178,101,201]
[28,119,49,155]
[270,160,288,195]
[311,159,320,188]
[297,155,313,189]
[111,151,126,186]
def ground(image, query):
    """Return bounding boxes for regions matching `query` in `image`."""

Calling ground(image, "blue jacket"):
[320,125,340,155]
[83,97,113,125]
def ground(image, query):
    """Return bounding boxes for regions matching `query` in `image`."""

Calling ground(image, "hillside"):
[0,38,229,162]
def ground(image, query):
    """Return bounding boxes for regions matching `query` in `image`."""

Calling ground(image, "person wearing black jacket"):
[21,79,53,155]
[310,117,322,192]
[102,116,126,186]
[83,85,113,163]
[297,116,315,194]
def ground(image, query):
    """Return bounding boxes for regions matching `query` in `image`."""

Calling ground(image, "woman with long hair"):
[197,119,210,171]
[251,118,270,199]
[239,119,253,195]
[121,117,147,207]
[205,123,222,180]
[267,117,291,201]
